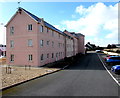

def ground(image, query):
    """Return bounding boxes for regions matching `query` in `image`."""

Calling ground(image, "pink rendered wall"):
[37,23,65,66]
[64,31,78,57]
[6,10,39,66]
[6,8,85,67]
[78,35,85,54]
[74,38,78,55]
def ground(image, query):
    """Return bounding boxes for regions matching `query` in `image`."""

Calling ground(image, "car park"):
[111,65,120,74]
[105,56,120,65]
[104,55,115,61]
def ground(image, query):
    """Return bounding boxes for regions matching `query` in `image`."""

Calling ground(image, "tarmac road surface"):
[2,52,119,97]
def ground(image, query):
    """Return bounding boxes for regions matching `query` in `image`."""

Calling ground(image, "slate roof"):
[20,7,63,35]
[70,32,79,39]
[44,21,63,34]
[21,7,41,23]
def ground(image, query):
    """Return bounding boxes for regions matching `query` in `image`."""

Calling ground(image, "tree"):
[107,44,111,49]
[111,44,116,48]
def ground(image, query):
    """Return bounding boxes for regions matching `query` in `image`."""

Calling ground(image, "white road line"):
[97,54,120,86]
[63,65,69,69]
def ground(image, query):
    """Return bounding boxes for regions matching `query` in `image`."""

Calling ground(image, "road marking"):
[62,65,69,69]
[97,54,120,86]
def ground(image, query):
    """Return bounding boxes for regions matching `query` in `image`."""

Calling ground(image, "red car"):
[104,55,112,61]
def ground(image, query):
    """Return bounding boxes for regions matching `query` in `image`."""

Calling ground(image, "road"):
[2,52,119,96]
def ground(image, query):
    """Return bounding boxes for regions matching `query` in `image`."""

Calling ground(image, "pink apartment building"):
[5,7,85,67]
[64,30,85,57]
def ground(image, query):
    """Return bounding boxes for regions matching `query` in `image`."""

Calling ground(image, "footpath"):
[0,65,60,90]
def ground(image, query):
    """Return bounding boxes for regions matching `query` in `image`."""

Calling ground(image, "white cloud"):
[54,24,66,31]
[0,4,6,45]
[71,15,76,18]
[0,24,6,45]
[62,2,118,46]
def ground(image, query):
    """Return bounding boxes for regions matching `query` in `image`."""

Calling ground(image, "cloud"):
[71,15,76,18]
[0,24,6,45]
[53,24,66,31]
[61,2,118,46]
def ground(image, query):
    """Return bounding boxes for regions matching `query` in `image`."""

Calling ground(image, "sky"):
[0,1,119,47]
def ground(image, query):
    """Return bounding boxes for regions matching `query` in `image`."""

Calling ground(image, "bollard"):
[6,65,12,74]
[6,66,7,74]
[8,66,11,74]
[25,65,27,70]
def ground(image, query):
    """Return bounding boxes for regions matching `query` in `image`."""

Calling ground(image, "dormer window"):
[28,24,32,31]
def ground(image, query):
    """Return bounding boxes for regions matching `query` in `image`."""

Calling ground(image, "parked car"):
[111,65,120,74]
[105,56,120,65]
[104,55,115,61]
[95,50,103,53]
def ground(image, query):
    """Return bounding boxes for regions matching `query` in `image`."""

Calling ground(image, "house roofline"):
[5,7,39,27]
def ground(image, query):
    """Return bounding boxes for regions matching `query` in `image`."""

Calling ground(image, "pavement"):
[1,66,60,90]
[1,52,120,97]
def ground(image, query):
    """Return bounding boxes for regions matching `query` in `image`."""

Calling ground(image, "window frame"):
[28,54,33,61]
[10,54,14,62]
[10,26,14,35]
[28,39,33,47]
[47,28,49,33]
[28,24,32,31]
[52,31,54,36]
[40,25,44,32]
[40,40,44,47]
[41,54,44,61]
[47,53,49,58]
[52,53,54,58]
[10,40,14,48]
[52,41,54,47]
[47,41,49,46]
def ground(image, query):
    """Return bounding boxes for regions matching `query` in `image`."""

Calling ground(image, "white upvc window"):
[56,53,58,57]
[28,24,32,31]
[10,26,14,35]
[59,52,60,57]
[10,40,14,48]
[52,31,54,36]
[40,25,44,32]
[59,34,60,39]
[47,41,49,46]
[10,54,14,62]
[28,54,33,61]
[52,41,54,47]
[40,40,44,47]
[58,43,60,48]
[41,54,44,61]
[28,39,33,46]
[52,53,54,58]
[47,54,49,58]
[47,28,49,33]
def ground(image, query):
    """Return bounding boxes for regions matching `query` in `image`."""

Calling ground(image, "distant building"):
[5,7,85,66]
[0,44,6,57]
[85,42,96,50]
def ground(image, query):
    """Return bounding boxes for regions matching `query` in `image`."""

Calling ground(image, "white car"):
[95,50,101,53]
